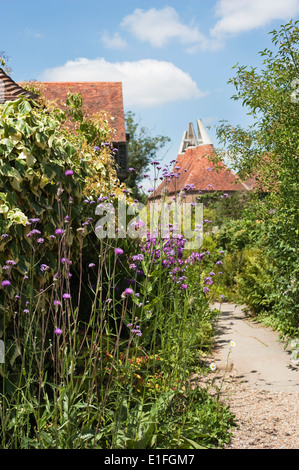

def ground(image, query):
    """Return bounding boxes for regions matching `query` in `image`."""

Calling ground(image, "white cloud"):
[40,57,205,108]
[120,7,211,50]
[101,31,127,50]
[211,0,299,37]
[25,28,43,39]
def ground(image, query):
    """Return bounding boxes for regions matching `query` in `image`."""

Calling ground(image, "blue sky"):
[1,0,299,172]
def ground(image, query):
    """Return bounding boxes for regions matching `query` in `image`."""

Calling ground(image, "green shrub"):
[235,248,275,315]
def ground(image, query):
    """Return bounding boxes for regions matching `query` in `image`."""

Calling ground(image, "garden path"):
[211,302,299,391]
[207,303,299,449]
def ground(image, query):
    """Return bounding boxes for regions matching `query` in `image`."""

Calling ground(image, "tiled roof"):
[153,144,248,198]
[0,68,38,103]
[34,81,126,142]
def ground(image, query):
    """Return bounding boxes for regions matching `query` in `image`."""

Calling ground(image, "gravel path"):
[206,303,299,449]
[217,375,299,449]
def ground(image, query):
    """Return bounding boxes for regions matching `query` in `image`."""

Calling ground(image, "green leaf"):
[18,100,32,115]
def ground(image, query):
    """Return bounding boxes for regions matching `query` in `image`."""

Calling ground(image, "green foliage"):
[0,93,126,325]
[0,89,235,450]
[234,248,275,315]
[155,387,235,449]
[214,20,299,336]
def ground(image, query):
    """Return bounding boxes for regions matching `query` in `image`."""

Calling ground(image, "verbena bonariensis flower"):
[65,169,73,176]
[40,264,50,271]
[114,248,124,255]
[204,277,213,285]
[122,287,134,297]
[27,229,41,238]
[54,328,63,335]
[1,280,10,287]
[61,258,72,265]
[6,260,16,266]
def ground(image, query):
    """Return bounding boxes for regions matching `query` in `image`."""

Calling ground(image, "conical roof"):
[0,68,38,103]
[152,120,249,199]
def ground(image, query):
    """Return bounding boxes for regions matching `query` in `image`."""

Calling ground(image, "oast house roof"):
[0,67,38,102]
[153,119,250,199]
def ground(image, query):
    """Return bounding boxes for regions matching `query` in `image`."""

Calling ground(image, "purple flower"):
[65,169,73,176]
[63,293,71,299]
[27,229,42,238]
[128,167,135,171]
[94,146,100,151]
[181,284,187,289]
[203,287,210,294]
[55,229,64,235]
[216,260,223,265]
[1,234,9,238]
[1,280,10,287]
[23,309,29,314]
[28,218,40,223]
[114,248,124,255]
[54,300,61,306]
[88,263,96,268]
[40,264,50,271]
[106,298,112,303]
[122,287,134,296]
[37,238,44,244]
[6,260,16,266]
[54,328,63,335]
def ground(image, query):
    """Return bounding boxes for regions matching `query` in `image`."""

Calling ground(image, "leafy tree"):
[125,111,171,200]
[216,20,299,335]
